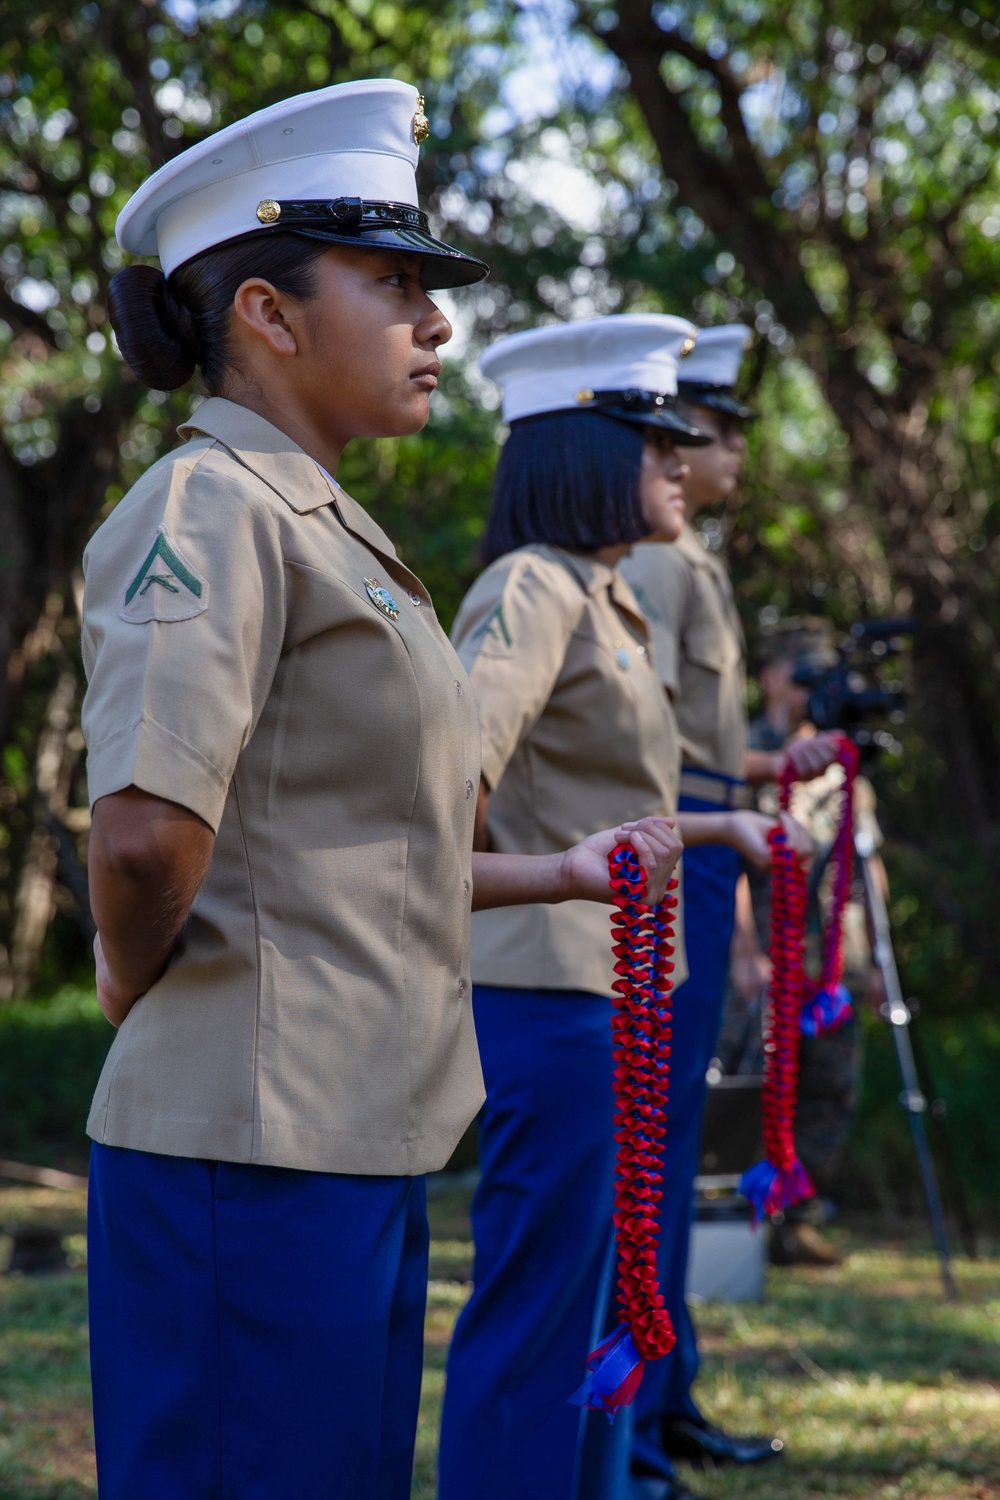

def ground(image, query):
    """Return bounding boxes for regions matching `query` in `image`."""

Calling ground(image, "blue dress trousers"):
[438,986,632,1500]
[88,1143,429,1500]
[630,782,743,1480]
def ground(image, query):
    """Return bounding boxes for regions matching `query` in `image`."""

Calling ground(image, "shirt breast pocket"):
[684,611,730,674]
[684,566,743,671]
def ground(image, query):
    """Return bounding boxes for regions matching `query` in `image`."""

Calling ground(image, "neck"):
[222,382,347,478]
[766,702,790,735]
[680,490,711,520]
[594,543,629,568]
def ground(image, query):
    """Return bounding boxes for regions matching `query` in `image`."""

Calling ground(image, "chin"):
[368,399,432,439]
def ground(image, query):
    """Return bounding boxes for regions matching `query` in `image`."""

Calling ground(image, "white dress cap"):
[115,79,487,288]
[677,323,750,389]
[479,315,710,441]
[676,323,756,420]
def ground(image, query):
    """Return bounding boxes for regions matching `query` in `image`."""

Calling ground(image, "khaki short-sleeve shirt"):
[621,524,747,779]
[451,545,686,994]
[82,398,484,1176]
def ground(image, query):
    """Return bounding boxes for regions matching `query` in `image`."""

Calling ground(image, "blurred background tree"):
[1,0,997,1208]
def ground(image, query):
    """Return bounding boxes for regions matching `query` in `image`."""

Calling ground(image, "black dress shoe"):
[659,1417,784,1467]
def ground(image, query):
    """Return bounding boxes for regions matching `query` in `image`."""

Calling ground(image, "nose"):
[417,298,452,349]
[667,450,690,481]
[726,429,747,453]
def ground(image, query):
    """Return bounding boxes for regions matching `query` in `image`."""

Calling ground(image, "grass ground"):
[0,1180,997,1499]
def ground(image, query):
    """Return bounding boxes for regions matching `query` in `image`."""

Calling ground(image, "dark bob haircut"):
[480,410,649,566]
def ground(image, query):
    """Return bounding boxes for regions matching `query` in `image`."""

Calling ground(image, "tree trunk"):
[5,658,84,998]
[597,3,1000,840]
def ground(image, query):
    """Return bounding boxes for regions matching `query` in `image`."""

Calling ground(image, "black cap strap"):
[254,197,429,233]
[575,387,679,414]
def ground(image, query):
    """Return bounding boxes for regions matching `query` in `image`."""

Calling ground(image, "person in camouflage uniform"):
[719,620,889,1264]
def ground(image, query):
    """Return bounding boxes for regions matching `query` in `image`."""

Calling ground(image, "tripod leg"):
[856,832,958,1301]
[907,1020,978,1260]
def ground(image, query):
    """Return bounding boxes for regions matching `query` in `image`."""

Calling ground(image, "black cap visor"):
[677,382,757,422]
[573,389,713,445]
[248,197,489,290]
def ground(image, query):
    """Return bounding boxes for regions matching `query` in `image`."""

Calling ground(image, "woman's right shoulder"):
[464,545,583,609]
[85,432,280,564]
[451,545,584,654]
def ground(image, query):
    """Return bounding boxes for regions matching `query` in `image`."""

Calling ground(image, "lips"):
[411,362,441,389]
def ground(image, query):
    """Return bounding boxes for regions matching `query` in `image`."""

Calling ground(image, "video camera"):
[793,618,915,754]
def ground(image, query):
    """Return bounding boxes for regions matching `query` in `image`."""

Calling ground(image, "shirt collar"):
[674,520,721,572]
[177,396,399,560]
[549,548,650,639]
[178,398,334,514]
[551,547,618,597]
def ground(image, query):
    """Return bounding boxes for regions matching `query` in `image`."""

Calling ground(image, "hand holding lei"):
[570,844,678,1420]
[798,735,861,1037]
[740,733,860,1220]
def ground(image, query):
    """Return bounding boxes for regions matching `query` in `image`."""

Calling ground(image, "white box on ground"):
[686,1215,765,1303]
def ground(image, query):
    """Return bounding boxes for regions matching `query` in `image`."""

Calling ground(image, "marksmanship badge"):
[365,578,400,619]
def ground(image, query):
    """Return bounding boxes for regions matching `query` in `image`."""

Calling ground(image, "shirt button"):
[454,679,464,695]
[458,977,467,997]
[408,590,422,607]
[465,778,474,800]
[637,645,648,658]
[463,879,470,896]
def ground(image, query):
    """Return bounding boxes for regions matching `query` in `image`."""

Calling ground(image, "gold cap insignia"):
[680,333,698,358]
[256,199,281,224]
[575,388,595,404]
[413,95,430,146]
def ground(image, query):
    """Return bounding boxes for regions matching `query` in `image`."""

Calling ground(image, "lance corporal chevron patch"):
[119,524,209,624]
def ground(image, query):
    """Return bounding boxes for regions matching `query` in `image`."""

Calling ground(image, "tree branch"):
[0,282,56,348]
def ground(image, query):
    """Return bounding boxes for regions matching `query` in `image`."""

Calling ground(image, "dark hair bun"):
[108,264,201,390]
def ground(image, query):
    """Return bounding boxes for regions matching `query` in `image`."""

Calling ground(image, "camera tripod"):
[855,827,958,1301]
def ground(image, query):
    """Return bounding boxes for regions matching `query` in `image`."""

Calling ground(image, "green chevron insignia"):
[471,602,512,649]
[629,583,662,623]
[119,525,209,624]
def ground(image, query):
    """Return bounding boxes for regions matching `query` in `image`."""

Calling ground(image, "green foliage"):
[0,1264,93,1498]
[0,987,111,1157]
[849,1011,1000,1227]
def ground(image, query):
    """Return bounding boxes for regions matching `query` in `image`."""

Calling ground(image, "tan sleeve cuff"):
[478,728,512,795]
[85,713,231,832]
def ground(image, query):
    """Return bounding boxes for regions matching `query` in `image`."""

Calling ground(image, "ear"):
[232,278,300,358]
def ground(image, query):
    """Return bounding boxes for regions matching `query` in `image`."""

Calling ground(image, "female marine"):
[83,83,679,1500]
[437,316,808,1500]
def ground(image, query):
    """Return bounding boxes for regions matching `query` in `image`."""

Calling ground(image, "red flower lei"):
[740,732,860,1219]
[799,735,861,1037]
[571,844,678,1420]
